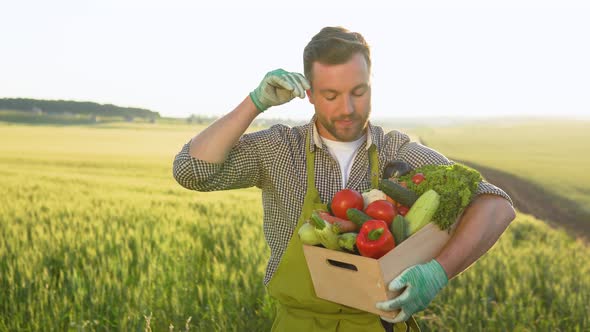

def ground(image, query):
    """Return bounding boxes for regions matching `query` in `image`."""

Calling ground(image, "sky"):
[1,0,589,121]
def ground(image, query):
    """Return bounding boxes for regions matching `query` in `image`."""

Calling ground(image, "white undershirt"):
[321,134,366,188]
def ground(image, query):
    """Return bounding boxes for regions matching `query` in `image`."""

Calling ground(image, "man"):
[173,26,515,332]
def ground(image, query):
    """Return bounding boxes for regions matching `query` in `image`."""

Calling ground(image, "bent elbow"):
[500,198,517,225]
[172,155,224,192]
[172,156,199,190]
[507,204,516,223]
[173,169,192,190]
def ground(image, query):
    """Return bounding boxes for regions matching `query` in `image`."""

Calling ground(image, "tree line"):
[0,98,160,119]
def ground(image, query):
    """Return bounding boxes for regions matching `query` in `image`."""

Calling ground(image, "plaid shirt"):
[173,119,512,285]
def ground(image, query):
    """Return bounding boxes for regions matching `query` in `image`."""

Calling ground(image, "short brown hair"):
[303,26,371,84]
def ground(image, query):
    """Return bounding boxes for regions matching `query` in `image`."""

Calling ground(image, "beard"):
[315,107,371,142]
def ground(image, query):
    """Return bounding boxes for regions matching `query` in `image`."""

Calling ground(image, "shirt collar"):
[308,115,379,152]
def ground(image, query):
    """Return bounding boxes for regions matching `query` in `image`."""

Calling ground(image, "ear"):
[306,89,314,104]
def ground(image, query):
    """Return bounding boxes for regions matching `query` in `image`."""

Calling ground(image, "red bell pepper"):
[356,219,396,259]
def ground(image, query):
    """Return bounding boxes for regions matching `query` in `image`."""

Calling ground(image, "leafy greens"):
[399,163,482,231]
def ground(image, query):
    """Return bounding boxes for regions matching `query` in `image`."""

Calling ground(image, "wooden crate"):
[302,223,452,318]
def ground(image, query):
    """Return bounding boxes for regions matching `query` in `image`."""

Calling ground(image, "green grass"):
[410,119,590,214]
[427,214,590,331]
[1,121,589,331]
[0,122,273,331]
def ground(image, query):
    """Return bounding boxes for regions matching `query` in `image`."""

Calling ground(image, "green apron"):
[266,132,420,332]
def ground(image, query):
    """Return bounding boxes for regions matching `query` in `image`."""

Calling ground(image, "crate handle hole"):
[326,259,358,271]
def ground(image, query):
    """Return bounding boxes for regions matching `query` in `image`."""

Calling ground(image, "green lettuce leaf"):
[399,163,482,231]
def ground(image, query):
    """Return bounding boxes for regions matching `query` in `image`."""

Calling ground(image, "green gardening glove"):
[376,259,448,323]
[249,69,310,112]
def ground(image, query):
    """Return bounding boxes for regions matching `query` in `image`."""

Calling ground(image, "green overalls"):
[266,133,419,332]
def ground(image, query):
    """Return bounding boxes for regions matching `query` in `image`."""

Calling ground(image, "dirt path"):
[455,159,590,242]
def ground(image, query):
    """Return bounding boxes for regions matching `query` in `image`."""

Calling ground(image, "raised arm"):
[189,96,259,163]
[189,69,309,163]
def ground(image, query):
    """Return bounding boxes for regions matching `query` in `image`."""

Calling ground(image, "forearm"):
[436,194,516,279]
[189,96,260,163]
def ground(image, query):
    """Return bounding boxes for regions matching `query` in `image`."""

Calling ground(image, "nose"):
[342,95,355,115]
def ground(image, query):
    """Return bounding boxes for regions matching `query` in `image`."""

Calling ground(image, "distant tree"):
[0,98,160,119]
[187,114,218,125]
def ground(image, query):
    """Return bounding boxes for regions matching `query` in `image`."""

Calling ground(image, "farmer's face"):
[307,52,371,142]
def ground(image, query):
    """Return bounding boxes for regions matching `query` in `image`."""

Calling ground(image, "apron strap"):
[305,130,319,195]
[305,131,325,213]
[369,143,380,189]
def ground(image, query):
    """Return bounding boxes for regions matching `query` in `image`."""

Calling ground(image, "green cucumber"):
[379,179,418,207]
[406,189,440,235]
[346,208,373,227]
[391,215,409,245]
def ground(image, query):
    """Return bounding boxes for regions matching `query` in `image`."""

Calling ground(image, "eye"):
[352,86,368,97]
[323,93,337,101]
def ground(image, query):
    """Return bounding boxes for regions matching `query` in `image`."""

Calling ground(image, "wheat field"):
[1,122,589,331]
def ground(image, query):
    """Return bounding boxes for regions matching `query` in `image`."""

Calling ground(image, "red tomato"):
[411,173,425,185]
[331,189,364,220]
[397,205,409,216]
[364,200,397,227]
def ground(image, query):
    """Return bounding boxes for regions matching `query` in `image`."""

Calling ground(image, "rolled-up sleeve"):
[392,131,453,168]
[474,180,513,206]
[387,130,513,206]
[173,141,223,190]
[172,133,264,191]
